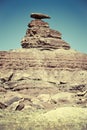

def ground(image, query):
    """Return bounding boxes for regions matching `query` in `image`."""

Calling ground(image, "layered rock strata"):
[0,13,87,111]
[0,49,87,71]
[21,13,70,50]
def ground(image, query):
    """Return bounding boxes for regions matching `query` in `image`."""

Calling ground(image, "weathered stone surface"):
[0,13,87,130]
[0,13,87,112]
[21,14,70,50]
[0,87,7,92]
[0,49,87,71]
[28,19,49,27]
[0,48,87,110]
[30,13,51,19]
[21,37,70,50]
[15,103,25,111]
[5,97,21,106]
[0,102,8,109]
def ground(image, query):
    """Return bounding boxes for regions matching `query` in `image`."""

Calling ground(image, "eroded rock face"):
[0,49,87,71]
[0,48,87,110]
[0,13,87,111]
[21,13,70,50]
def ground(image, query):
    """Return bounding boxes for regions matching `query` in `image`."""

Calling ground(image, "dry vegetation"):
[0,107,87,130]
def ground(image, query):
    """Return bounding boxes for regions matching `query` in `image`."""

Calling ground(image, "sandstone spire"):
[21,13,70,50]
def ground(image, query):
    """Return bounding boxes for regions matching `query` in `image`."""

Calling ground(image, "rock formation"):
[0,13,87,130]
[21,13,70,50]
[0,13,87,112]
[30,13,51,19]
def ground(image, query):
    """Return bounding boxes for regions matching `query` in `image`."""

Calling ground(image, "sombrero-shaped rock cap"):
[30,13,51,19]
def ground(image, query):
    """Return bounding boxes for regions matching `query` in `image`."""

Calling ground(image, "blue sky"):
[0,0,87,53]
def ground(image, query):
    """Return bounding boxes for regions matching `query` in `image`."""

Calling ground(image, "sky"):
[0,0,87,53]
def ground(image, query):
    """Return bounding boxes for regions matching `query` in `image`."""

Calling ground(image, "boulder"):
[30,13,51,19]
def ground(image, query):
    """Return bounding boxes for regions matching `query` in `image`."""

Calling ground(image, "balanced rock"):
[0,13,87,112]
[30,13,51,19]
[21,13,70,50]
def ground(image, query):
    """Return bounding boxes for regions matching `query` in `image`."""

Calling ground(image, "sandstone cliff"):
[0,13,87,130]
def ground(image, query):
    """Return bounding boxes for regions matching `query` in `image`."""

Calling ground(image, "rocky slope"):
[0,49,87,109]
[0,13,87,130]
